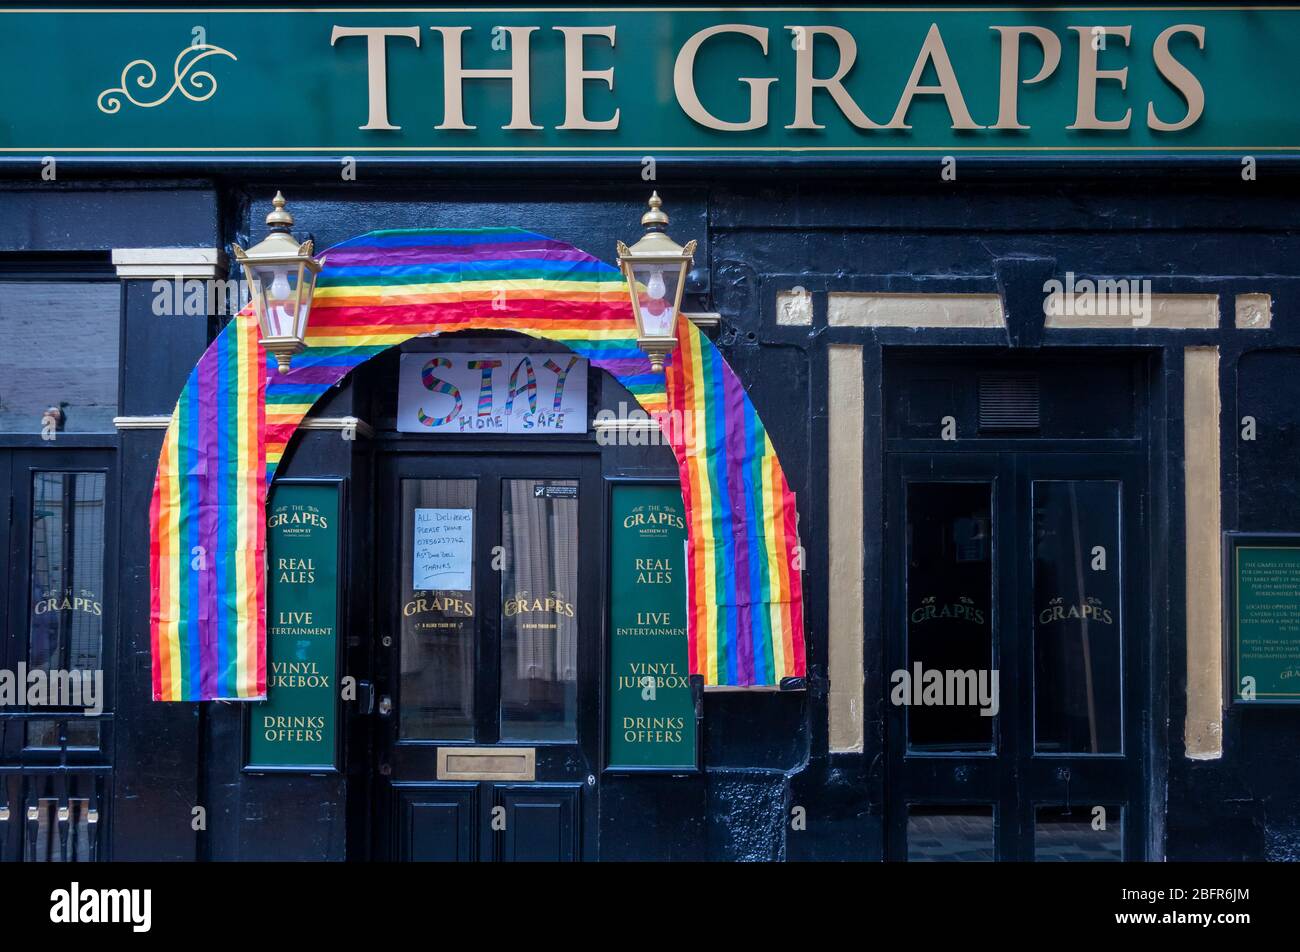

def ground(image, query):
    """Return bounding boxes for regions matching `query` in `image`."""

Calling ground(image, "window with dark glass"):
[25,720,101,751]
[0,282,119,432]
[28,471,107,682]
[1032,480,1123,754]
[905,482,995,752]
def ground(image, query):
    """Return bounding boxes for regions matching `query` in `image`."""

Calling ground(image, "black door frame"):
[372,440,602,861]
[881,349,1158,861]
[883,452,1015,860]
[0,446,118,863]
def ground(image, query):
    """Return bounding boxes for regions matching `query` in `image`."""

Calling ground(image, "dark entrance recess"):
[883,352,1154,861]
[373,449,601,861]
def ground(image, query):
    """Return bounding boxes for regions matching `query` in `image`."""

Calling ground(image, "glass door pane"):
[905,481,996,752]
[500,479,579,741]
[1032,480,1123,754]
[907,805,995,862]
[29,471,106,676]
[399,479,477,740]
[1034,804,1123,861]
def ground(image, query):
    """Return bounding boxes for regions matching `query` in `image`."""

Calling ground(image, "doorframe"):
[369,438,606,861]
[882,452,1016,861]
[877,346,1167,861]
[0,445,120,862]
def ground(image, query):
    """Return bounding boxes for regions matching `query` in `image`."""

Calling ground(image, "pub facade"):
[2,3,1299,862]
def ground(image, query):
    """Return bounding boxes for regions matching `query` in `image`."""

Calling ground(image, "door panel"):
[495,784,580,862]
[396,783,478,862]
[886,449,1146,861]
[1017,452,1146,861]
[375,452,599,862]
[885,454,1017,860]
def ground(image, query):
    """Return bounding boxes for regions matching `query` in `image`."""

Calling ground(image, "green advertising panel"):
[3,7,1300,157]
[608,483,697,771]
[248,482,341,769]
[1231,539,1300,704]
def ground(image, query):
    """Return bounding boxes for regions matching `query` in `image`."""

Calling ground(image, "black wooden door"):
[1014,450,1147,861]
[0,448,117,863]
[374,450,601,861]
[885,450,1146,861]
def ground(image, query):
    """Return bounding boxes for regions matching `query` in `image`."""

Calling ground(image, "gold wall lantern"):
[232,192,324,374]
[616,192,697,373]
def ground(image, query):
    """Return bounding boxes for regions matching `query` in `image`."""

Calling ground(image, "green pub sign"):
[5,7,1300,158]
[608,484,697,771]
[248,482,342,770]
[1229,536,1300,704]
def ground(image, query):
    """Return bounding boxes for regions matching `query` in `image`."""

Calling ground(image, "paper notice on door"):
[412,508,473,591]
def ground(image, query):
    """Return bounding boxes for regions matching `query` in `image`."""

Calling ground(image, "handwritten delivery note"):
[413,508,473,591]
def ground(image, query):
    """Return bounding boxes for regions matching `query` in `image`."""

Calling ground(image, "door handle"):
[356,679,376,715]
[378,696,393,717]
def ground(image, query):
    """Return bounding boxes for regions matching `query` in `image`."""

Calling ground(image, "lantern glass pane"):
[244,268,270,332]
[294,266,318,340]
[255,262,303,338]
[631,261,682,337]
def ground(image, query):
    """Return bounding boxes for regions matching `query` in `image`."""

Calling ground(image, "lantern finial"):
[641,191,669,230]
[266,191,294,232]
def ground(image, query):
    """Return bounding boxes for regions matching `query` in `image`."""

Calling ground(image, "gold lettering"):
[330,25,421,131]
[1149,24,1205,132]
[785,25,884,130]
[990,26,1062,130]
[1068,25,1133,130]
[555,25,619,130]
[889,23,983,130]
[433,26,540,130]
[674,24,775,132]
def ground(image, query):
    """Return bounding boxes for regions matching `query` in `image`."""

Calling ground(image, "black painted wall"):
[5,162,1300,860]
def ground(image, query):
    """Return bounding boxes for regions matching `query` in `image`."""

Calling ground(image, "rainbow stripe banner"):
[150,228,804,700]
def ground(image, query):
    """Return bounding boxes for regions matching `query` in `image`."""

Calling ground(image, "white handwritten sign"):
[412,508,473,591]
[398,352,587,434]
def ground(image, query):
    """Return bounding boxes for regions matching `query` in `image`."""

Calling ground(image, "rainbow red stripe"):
[150,228,804,700]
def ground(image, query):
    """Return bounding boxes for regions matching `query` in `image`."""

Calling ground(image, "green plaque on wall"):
[247,482,342,769]
[1228,534,1300,704]
[607,483,698,771]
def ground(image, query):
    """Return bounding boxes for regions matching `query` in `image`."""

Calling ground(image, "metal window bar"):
[21,771,100,862]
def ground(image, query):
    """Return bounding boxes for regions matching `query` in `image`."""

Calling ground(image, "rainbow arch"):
[150,228,805,701]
